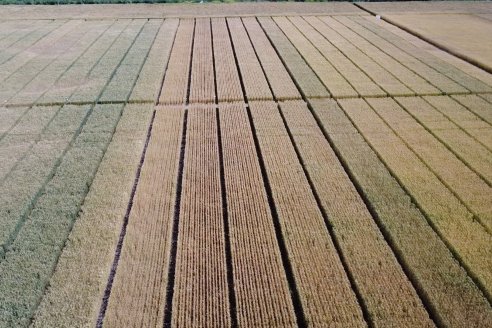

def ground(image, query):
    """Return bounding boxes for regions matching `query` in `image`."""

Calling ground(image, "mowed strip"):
[279,100,433,326]
[212,18,243,102]
[104,106,183,327]
[303,16,413,96]
[338,98,492,298]
[319,16,438,96]
[219,102,296,326]
[309,98,492,327]
[289,16,385,97]
[258,17,330,99]
[395,96,492,185]
[172,105,230,326]
[31,103,154,327]
[189,18,215,104]
[159,19,194,105]
[273,16,356,98]
[249,101,365,326]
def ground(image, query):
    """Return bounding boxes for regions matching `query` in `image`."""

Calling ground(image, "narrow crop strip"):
[226,17,307,327]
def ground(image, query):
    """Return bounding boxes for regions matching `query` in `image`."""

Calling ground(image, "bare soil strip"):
[279,100,433,327]
[423,96,492,152]
[242,17,301,101]
[358,15,492,93]
[31,103,154,327]
[290,16,385,97]
[212,18,243,102]
[336,16,467,95]
[309,97,492,327]
[171,105,230,326]
[274,16,357,98]
[159,19,194,105]
[189,18,215,104]
[320,16,438,95]
[219,102,297,326]
[249,100,366,326]
[103,106,183,327]
[338,98,492,299]
[395,96,492,185]
[227,17,272,101]
[258,17,330,99]
[304,16,413,96]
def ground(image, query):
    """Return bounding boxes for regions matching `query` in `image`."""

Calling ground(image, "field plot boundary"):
[355,2,492,75]
[2,7,492,327]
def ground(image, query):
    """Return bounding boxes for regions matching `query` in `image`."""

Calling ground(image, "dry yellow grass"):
[159,19,194,105]
[280,100,433,327]
[249,100,365,326]
[172,105,230,326]
[104,106,183,327]
[338,98,492,298]
[212,18,243,102]
[219,102,296,326]
[274,16,357,98]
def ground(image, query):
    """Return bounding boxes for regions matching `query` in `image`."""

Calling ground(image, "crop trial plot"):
[1,2,492,327]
